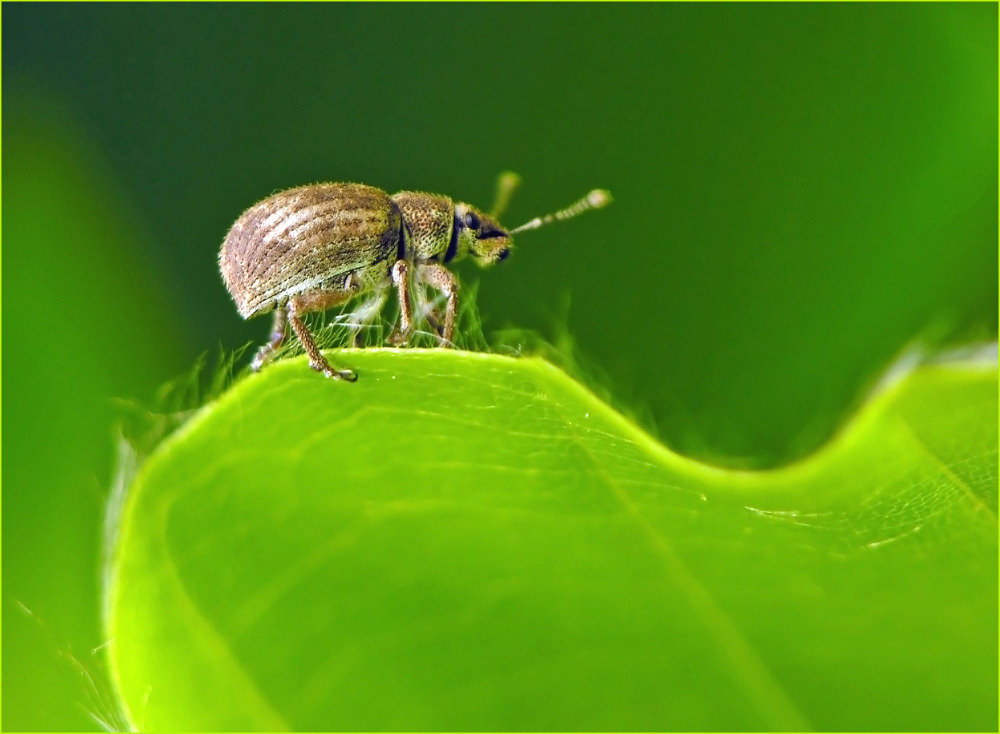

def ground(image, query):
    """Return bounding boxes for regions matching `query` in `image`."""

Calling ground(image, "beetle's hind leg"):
[286,297,357,381]
[252,307,288,372]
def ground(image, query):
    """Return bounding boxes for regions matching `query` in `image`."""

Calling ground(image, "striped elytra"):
[220,183,403,318]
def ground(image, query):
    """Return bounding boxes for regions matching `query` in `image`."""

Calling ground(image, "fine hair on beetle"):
[219,172,612,382]
[325,278,489,353]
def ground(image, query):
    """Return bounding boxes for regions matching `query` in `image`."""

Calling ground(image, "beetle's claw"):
[320,366,357,382]
[309,358,357,382]
[388,328,410,347]
[251,347,271,372]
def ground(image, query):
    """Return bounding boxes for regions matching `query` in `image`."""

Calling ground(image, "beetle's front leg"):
[388,259,414,346]
[417,263,458,346]
[252,307,288,372]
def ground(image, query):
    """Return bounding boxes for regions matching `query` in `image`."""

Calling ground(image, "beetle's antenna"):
[490,171,522,219]
[510,189,612,235]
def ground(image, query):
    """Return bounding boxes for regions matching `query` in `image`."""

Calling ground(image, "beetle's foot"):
[388,328,411,347]
[251,346,273,372]
[334,368,358,382]
[310,358,357,382]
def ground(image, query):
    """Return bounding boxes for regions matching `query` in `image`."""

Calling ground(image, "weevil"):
[219,173,611,381]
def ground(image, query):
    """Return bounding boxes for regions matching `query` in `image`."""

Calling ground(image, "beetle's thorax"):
[392,191,512,267]
[391,191,454,263]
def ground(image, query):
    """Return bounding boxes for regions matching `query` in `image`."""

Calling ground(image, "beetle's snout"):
[472,227,512,266]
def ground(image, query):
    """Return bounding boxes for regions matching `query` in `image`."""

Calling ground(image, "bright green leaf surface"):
[107,350,997,731]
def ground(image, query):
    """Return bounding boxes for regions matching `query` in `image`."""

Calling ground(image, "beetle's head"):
[453,202,511,267]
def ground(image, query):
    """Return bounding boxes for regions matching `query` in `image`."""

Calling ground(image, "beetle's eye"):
[464,211,481,230]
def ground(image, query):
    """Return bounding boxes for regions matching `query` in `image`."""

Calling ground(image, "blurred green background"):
[2,4,996,730]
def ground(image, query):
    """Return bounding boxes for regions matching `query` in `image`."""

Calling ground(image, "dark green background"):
[3,4,996,730]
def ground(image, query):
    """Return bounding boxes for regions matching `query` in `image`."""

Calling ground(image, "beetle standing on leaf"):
[220,173,612,381]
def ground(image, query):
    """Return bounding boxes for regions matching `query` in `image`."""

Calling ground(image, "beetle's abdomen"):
[220,183,402,318]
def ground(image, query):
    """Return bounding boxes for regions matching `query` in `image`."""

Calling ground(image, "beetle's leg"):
[388,259,414,346]
[252,307,288,372]
[417,263,458,346]
[287,297,357,382]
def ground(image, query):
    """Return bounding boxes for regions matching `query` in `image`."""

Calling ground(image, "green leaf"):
[106,349,997,731]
